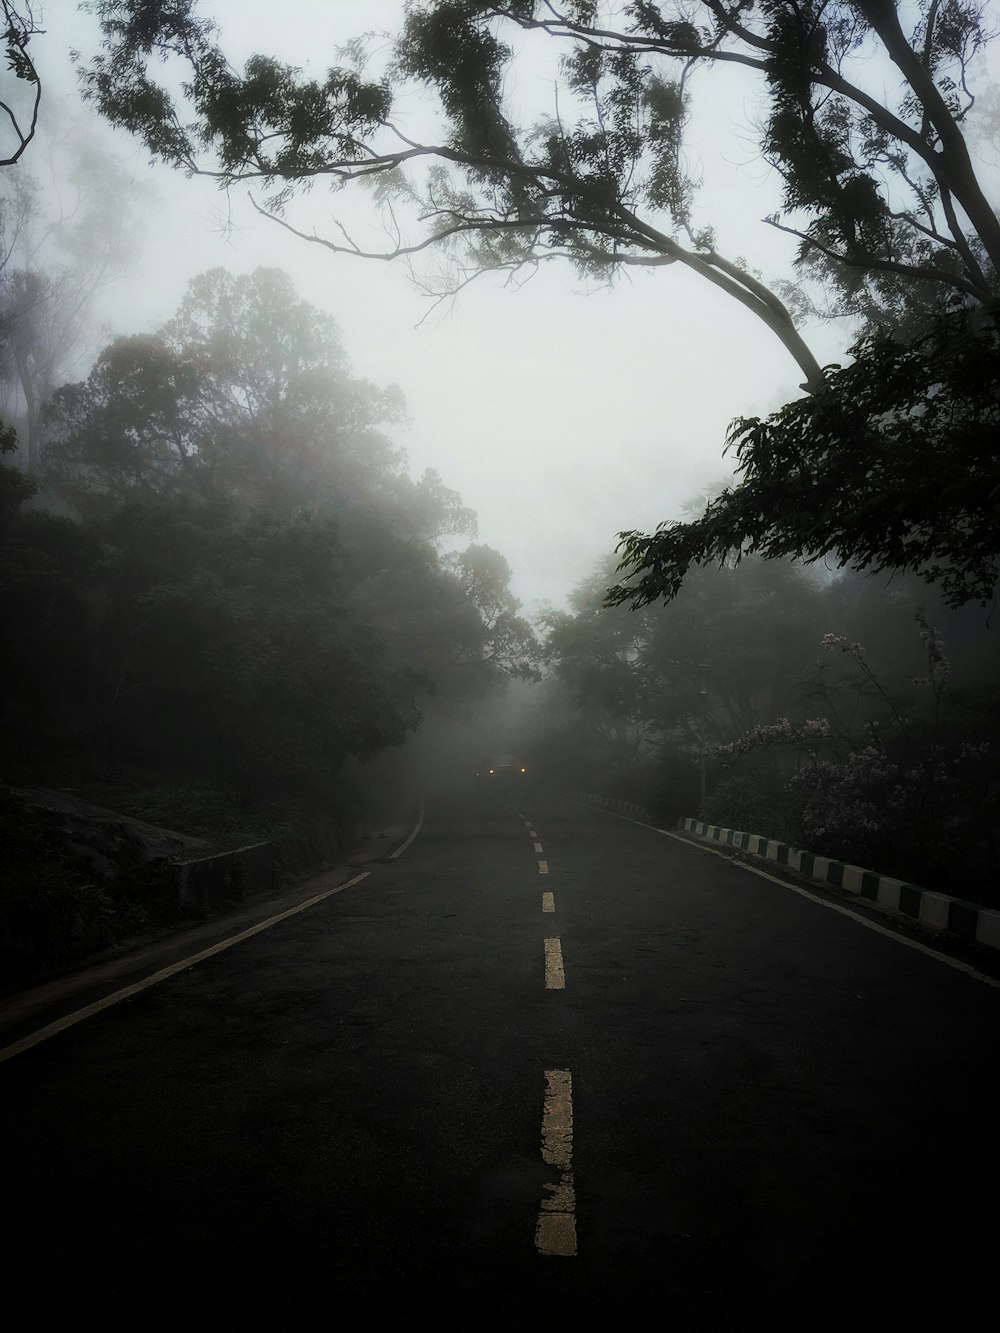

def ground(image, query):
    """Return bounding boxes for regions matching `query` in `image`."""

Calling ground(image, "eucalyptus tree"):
[1,0,42,167]
[0,0,43,455]
[77,2,1000,601]
[0,128,146,471]
[79,1,997,376]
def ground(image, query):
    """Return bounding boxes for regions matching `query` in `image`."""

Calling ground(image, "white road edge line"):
[572,801,1000,989]
[389,801,425,860]
[0,871,373,1064]
[535,1068,577,1257]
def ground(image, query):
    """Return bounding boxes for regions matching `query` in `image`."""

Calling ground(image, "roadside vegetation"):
[1,3,998,970]
[0,260,539,976]
[534,557,999,903]
[1,265,538,822]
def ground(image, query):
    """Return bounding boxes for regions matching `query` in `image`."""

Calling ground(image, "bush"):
[793,743,999,898]
[704,766,803,844]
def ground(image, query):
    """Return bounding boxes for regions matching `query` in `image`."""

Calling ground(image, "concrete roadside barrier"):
[569,792,1000,955]
[678,816,1000,953]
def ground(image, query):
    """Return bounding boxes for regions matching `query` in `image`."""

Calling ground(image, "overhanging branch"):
[762,215,989,302]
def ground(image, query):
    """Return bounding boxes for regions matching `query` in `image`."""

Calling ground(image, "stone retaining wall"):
[173,841,284,914]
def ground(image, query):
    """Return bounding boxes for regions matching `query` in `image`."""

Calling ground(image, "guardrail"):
[570,792,1000,954]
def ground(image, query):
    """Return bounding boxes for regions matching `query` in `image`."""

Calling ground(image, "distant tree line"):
[535,555,999,899]
[1,264,538,818]
[2,1,998,892]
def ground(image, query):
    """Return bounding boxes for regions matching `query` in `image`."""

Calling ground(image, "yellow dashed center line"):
[533,841,544,854]
[542,892,555,913]
[535,1069,577,1257]
[538,860,549,875]
[544,937,565,989]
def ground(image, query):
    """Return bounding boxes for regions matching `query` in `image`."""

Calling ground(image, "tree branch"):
[0,0,41,167]
[763,215,989,302]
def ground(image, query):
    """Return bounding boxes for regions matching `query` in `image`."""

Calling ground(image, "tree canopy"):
[3,259,539,808]
[76,2,1000,603]
[614,308,1000,609]
[44,266,409,512]
[0,483,427,802]
[79,2,998,373]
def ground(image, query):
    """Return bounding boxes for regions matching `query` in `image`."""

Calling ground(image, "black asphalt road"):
[2,787,998,1324]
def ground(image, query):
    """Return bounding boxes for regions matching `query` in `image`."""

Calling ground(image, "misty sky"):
[31,2,997,612]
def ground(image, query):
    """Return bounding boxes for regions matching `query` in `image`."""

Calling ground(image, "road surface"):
[2,787,997,1320]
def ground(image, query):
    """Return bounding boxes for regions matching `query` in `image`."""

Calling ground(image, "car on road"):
[479,754,527,780]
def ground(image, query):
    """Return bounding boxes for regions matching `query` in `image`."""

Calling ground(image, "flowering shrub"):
[819,634,865,659]
[792,747,907,867]
[792,741,994,887]
[716,716,830,760]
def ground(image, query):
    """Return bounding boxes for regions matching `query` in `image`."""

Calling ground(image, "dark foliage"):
[614,310,1000,609]
[0,482,426,804]
[75,2,1000,609]
[3,265,538,819]
[0,0,41,166]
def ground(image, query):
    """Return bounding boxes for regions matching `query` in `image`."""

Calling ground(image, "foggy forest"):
[2,1,1000,1316]
[2,1,998,975]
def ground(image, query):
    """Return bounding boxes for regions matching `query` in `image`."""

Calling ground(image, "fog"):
[4,11,1000,1309]
[33,1,862,612]
[2,2,999,956]
[17,4,998,608]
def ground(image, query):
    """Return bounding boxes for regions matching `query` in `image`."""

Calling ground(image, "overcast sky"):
[31,1,993,614]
